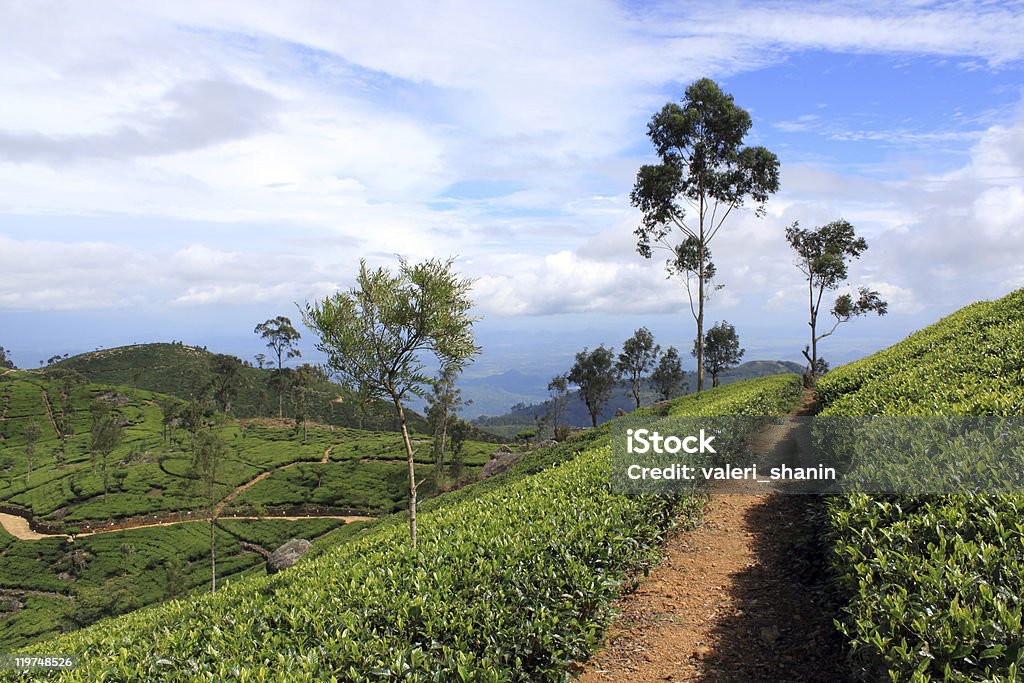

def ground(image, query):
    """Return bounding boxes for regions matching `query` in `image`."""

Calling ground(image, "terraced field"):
[0,371,499,650]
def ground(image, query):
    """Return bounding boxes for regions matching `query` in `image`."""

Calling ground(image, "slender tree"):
[448,418,471,480]
[209,354,242,415]
[651,346,687,401]
[786,219,888,382]
[290,363,325,444]
[696,321,744,388]
[90,399,122,505]
[254,316,302,418]
[189,429,225,593]
[425,365,467,485]
[568,345,617,428]
[632,78,779,392]
[0,345,15,370]
[54,370,85,451]
[303,257,480,548]
[158,397,181,445]
[616,327,661,410]
[546,374,570,441]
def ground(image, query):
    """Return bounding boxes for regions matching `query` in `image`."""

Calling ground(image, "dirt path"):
[0,512,375,541]
[0,512,51,540]
[578,393,849,682]
[2,444,369,541]
[212,445,334,517]
[39,387,61,439]
[212,471,272,517]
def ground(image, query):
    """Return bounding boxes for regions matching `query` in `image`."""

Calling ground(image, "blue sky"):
[1,1,1023,387]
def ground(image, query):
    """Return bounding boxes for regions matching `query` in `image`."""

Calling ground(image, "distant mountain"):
[455,370,552,419]
[472,360,803,434]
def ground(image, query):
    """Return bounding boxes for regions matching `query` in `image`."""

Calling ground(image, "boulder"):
[266,539,312,574]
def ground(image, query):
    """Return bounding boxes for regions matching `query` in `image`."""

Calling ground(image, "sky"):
[1,0,1023,385]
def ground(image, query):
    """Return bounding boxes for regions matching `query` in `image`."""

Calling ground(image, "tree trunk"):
[696,271,705,393]
[394,399,418,548]
[696,196,706,393]
[210,515,216,593]
[808,278,819,378]
[437,415,448,485]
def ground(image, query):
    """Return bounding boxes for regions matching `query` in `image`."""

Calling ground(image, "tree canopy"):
[651,346,687,401]
[786,219,888,381]
[616,327,660,410]
[696,321,744,388]
[303,256,479,547]
[632,77,778,392]
[567,345,617,428]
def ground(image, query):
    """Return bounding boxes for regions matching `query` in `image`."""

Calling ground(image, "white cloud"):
[0,0,1022,338]
[865,281,922,315]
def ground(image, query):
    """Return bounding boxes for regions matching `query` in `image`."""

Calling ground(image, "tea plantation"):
[0,371,500,651]
[818,288,1024,681]
[7,375,801,681]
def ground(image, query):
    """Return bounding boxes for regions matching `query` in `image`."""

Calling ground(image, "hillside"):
[8,374,802,680]
[0,370,499,649]
[51,343,430,433]
[816,287,1024,680]
[473,359,803,436]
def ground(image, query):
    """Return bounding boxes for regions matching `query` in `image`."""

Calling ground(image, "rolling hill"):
[51,343,429,433]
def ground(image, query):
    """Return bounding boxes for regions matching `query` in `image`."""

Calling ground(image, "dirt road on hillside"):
[578,394,850,682]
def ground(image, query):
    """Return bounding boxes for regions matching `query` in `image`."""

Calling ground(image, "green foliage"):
[694,321,743,388]
[616,328,660,410]
[9,375,799,681]
[651,346,687,401]
[303,258,480,405]
[0,518,345,651]
[568,345,617,428]
[0,373,498,647]
[786,219,887,380]
[208,353,243,415]
[818,287,1024,681]
[303,256,480,546]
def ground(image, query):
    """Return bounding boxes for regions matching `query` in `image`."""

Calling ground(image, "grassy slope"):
[0,374,496,524]
[0,372,499,651]
[818,288,1024,681]
[11,374,802,682]
[0,518,346,651]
